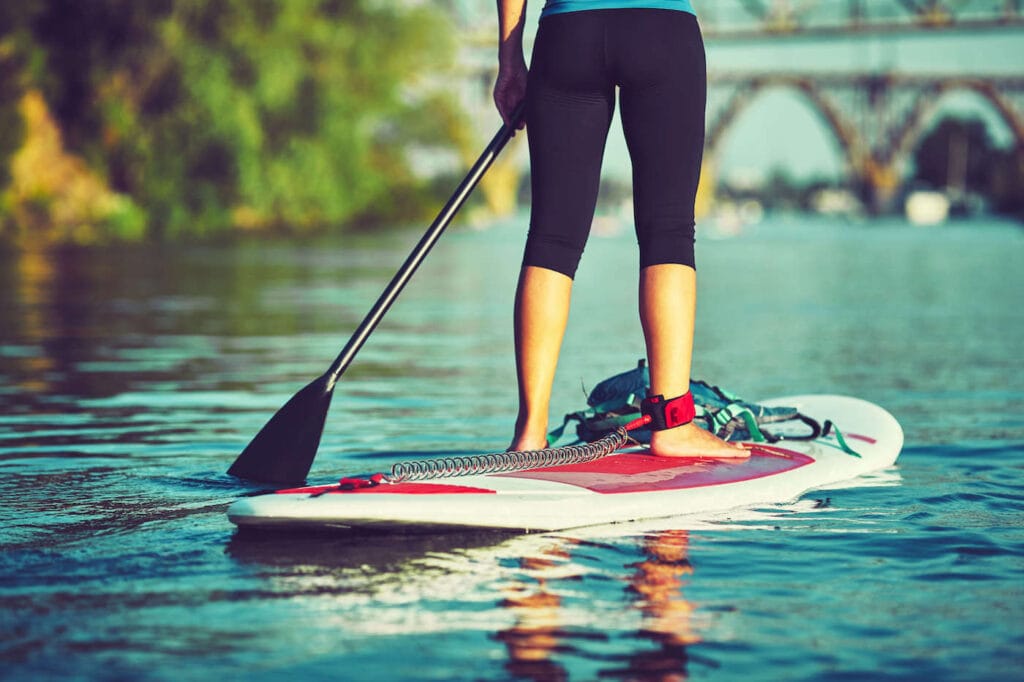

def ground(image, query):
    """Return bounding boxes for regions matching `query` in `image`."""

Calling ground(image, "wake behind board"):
[227,395,903,533]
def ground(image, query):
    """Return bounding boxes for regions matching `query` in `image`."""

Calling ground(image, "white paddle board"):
[227,395,902,533]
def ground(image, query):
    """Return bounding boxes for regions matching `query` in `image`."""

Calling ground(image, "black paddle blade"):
[227,374,335,486]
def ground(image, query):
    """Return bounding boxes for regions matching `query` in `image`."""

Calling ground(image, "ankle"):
[514,412,548,436]
[508,433,549,451]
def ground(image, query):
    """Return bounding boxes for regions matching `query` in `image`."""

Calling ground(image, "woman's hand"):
[494,56,528,129]
[495,0,528,130]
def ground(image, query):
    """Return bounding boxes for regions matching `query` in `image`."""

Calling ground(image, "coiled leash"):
[329,391,700,490]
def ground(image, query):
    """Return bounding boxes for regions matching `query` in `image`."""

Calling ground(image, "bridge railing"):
[700,0,1024,40]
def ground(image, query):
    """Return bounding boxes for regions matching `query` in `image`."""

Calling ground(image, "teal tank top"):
[541,0,695,18]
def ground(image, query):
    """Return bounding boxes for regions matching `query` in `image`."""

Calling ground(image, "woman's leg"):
[509,13,613,449]
[617,11,746,457]
[641,264,747,457]
[509,265,573,451]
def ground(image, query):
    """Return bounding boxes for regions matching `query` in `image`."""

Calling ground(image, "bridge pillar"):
[859,158,903,215]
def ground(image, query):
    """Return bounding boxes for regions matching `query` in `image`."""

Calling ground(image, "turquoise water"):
[1,216,1022,680]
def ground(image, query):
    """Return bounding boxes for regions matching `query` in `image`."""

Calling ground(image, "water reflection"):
[227,526,707,678]
[0,240,382,404]
[226,528,519,573]
[494,531,700,681]
[621,531,699,680]
[496,540,577,681]
[1,247,80,402]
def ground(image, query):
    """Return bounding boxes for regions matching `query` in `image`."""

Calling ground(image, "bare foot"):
[649,423,750,459]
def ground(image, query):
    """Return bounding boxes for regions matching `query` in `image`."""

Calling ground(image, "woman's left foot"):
[507,434,549,452]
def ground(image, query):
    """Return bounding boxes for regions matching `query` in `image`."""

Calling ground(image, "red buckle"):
[640,392,696,431]
[337,473,384,491]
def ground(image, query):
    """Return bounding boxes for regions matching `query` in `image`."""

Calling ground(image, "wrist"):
[498,44,524,62]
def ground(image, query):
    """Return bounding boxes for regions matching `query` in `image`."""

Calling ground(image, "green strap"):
[824,422,862,458]
[710,403,769,443]
[546,416,573,445]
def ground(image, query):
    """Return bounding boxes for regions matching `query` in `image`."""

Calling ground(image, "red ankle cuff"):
[641,392,696,431]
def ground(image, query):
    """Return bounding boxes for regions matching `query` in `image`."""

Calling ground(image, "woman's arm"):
[494,0,528,127]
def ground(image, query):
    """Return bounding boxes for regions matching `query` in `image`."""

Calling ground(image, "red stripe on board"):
[496,446,814,494]
[341,482,497,495]
[847,433,877,444]
[275,482,496,495]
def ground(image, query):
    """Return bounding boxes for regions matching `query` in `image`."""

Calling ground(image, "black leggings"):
[523,9,707,279]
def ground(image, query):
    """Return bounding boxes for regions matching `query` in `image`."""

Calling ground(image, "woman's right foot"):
[649,423,749,459]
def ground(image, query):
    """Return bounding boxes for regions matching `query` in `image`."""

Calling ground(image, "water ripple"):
[2,223,1023,680]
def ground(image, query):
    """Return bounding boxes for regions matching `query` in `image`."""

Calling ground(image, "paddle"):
[228,115,523,485]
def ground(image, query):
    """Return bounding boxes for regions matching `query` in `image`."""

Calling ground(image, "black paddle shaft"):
[228,112,523,484]
[324,119,521,391]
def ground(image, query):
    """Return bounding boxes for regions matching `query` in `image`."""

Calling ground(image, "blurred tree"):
[0,2,35,194]
[0,0,465,243]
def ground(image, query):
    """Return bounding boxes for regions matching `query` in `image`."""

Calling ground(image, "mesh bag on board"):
[548,360,825,447]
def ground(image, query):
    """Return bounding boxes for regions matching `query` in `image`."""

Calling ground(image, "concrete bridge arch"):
[705,72,1024,212]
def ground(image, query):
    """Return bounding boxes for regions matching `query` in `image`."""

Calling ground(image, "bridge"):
[706,71,1024,211]
[442,0,1024,215]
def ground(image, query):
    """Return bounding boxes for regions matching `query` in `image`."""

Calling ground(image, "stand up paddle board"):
[227,395,902,533]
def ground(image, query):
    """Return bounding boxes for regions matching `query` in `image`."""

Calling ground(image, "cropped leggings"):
[523,9,707,279]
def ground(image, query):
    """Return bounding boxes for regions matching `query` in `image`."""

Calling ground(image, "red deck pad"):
[497,446,814,494]
[275,482,497,495]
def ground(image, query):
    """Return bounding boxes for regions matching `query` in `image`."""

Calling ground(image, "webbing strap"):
[547,386,861,460]
[710,402,769,443]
